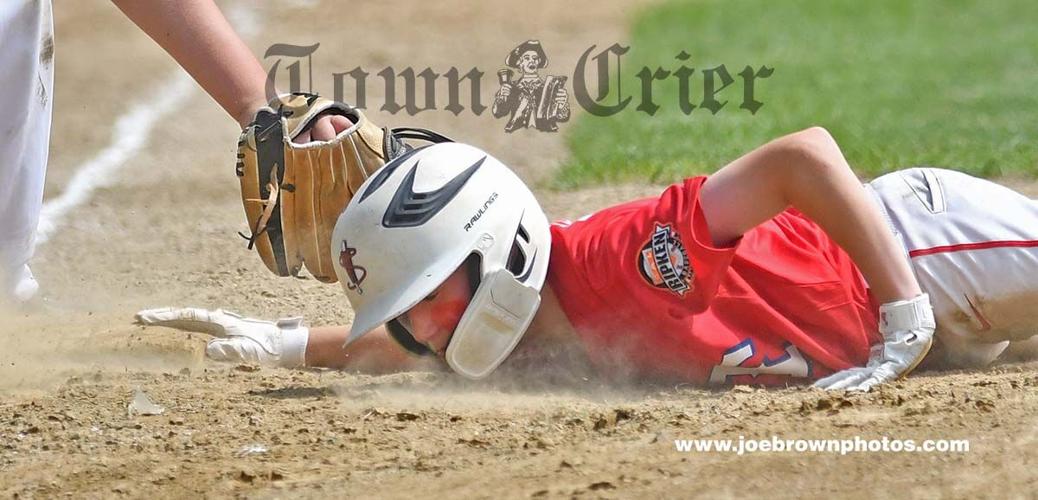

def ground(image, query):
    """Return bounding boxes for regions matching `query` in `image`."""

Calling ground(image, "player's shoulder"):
[553,197,651,230]
[554,176,710,230]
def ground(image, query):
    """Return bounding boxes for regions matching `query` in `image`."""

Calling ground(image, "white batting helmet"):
[331,142,551,379]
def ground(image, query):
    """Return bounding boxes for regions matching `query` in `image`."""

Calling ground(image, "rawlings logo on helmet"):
[339,240,367,294]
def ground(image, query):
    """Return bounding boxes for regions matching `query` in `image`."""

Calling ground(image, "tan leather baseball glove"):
[236,93,449,283]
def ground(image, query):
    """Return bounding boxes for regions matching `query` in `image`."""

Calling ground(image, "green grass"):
[557,0,1038,188]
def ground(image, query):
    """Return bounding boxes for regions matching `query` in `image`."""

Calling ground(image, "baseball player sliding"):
[139,125,1038,391]
[0,0,351,306]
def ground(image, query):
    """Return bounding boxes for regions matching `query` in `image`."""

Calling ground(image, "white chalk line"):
[36,73,194,243]
[36,3,263,245]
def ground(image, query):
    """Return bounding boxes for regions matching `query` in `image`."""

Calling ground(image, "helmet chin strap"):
[445,268,542,379]
[385,316,433,356]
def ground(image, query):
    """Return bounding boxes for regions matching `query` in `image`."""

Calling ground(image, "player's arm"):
[135,308,441,374]
[306,325,442,373]
[111,0,268,127]
[699,126,920,305]
[700,127,935,391]
[113,1,351,144]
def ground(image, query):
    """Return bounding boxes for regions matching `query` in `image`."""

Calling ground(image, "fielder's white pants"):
[868,167,1038,367]
[0,1,53,288]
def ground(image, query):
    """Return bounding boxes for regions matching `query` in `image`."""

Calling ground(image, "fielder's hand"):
[813,294,935,392]
[135,307,309,368]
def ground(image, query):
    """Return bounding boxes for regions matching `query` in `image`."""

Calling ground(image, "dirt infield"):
[2,1,1037,498]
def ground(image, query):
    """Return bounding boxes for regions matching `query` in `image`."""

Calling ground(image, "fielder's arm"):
[699,126,922,305]
[111,0,268,127]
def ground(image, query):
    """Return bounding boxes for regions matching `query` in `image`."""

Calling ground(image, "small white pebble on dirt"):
[235,444,269,457]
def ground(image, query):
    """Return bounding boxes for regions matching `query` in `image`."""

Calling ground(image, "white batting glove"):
[135,307,309,368]
[813,294,935,392]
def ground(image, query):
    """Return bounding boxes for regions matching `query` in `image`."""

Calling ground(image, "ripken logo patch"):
[637,223,694,296]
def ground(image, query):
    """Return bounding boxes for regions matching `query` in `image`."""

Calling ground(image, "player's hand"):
[497,84,512,100]
[813,294,935,392]
[135,307,309,368]
[292,113,352,144]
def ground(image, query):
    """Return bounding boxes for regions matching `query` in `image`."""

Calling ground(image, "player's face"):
[404,265,473,355]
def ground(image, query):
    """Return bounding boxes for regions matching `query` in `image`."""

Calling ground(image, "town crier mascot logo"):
[638,223,694,296]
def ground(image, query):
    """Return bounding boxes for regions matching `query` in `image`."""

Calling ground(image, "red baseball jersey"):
[547,177,881,386]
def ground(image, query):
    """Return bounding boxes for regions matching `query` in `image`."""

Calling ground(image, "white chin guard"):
[446,269,541,379]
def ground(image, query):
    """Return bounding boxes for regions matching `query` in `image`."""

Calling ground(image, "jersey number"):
[708,339,810,384]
